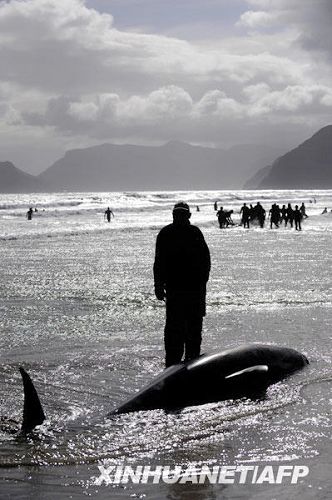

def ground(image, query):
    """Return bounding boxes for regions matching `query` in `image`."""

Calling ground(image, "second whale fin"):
[19,367,46,434]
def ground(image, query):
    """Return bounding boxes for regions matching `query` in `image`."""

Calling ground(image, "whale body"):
[111,344,309,415]
[1,344,308,434]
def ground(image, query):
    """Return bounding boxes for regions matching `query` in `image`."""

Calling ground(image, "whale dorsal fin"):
[225,365,268,379]
[19,367,46,434]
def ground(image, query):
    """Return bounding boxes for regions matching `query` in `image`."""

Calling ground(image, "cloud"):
[21,83,331,145]
[237,10,282,29]
[242,0,332,60]
[0,0,314,96]
[0,0,331,172]
[246,84,332,116]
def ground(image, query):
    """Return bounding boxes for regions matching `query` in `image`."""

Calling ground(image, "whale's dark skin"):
[1,344,308,434]
[110,344,309,415]
[19,367,45,433]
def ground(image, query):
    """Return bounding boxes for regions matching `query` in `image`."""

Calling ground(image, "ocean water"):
[0,190,331,499]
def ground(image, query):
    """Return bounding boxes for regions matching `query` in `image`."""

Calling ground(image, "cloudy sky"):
[0,0,331,173]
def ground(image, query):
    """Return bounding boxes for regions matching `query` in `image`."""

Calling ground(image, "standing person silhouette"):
[104,207,114,222]
[269,203,280,229]
[154,202,211,367]
[26,207,33,221]
[294,205,303,231]
[300,202,308,218]
[240,203,250,228]
[286,203,294,227]
[255,202,266,228]
[217,206,226,228]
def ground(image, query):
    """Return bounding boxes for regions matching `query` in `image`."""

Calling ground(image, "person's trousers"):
[164,294,204,368]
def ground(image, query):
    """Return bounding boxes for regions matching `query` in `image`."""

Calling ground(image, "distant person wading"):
[104,207,114,222]
[26,207,33,221]
[154,202,211,367]
[294,205,303,231]
[240,203,250,228]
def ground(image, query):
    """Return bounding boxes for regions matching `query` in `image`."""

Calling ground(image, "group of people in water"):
[25,200,328,232]
[216,201,309,230]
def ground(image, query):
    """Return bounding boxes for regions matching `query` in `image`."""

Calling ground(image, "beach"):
[0,189,331,499]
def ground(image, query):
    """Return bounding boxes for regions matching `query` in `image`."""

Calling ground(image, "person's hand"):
[155,285,165,301]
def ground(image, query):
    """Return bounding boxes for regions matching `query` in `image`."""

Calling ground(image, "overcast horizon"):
[1,0,331,174]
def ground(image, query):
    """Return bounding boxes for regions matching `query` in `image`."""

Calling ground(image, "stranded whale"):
[1,344,308,434]
[111,344,309,414]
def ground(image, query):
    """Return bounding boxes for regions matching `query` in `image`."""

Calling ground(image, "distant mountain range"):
[0,141,279,193]
[245,125,332,189]
[0,161,46,193]
[1,126,331,192]
[37,141,279,192]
